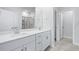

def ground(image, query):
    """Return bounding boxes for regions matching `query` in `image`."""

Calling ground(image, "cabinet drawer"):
[36,41,42,51]
[24,40,35,51]
[13,40,35,51]
[35,33,42,43]
[13,45,24,51]
[43,31,51,42]
[35,33,42,51]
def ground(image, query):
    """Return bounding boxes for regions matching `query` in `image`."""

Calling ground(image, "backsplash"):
[0,8,20,33]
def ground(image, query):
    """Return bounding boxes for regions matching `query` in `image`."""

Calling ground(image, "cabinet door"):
[42,31,51,50]
[24,41,35,51]
[13,40,35,51]
[35,33,42,51]
[36,40,42,51]
[13,45,25,51]
[0,35,35,51]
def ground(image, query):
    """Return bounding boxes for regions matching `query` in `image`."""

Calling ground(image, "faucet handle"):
[11,27,20,34]
[11,27,19,29]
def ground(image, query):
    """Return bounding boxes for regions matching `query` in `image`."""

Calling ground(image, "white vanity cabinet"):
[0,35,35,51]
[0,30,51,51]
[14,40,35,51]
[12,35,35,51]
[24,40,35,51]
[41,31,51,50]
[13,45,24,51]
[35,31,51,51]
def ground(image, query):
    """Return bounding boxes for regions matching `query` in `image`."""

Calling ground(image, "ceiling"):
[55,7,76,12]
[0,7,35,13]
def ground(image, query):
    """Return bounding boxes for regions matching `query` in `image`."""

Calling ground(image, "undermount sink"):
[11,32,27,37]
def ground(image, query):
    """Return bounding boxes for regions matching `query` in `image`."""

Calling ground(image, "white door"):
[62,11,73,39]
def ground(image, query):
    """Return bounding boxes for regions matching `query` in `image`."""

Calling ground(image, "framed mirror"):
[21,7,35,29]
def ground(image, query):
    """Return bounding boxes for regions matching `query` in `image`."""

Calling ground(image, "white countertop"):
[0,29,51,44]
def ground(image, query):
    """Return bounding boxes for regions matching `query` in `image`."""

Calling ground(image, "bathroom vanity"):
[0,7,53,51]
[0,29,51,51]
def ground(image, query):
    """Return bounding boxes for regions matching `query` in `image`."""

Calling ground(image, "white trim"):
[73,11,75,45]
[63,36,72,40]
[60,12,63,40]
[73,42,79,46]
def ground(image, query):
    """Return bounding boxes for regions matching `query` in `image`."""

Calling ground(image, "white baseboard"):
[63,36,72,40]
[73,42,79,46]
[50,44,55,48]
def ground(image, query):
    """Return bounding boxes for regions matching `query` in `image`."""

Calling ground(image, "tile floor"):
[46,38,79,51]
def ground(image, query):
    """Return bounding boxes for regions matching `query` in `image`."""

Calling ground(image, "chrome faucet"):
[11,27,20,34]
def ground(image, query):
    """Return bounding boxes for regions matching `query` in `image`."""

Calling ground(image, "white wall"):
[35,7,43,29]
[0,8,20,33]
[35,7,53,29]
[73,8,79,45]
[0,7,35,33]
[42,8,53,29]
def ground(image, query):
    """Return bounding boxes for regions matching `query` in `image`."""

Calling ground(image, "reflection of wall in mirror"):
[22,16,34,29]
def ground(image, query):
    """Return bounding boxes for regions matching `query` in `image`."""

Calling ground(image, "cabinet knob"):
[38,35,41,37]
[0,11,1,14]
[46,36,48,39]
[25,47,27,51]
[21,49,24,51]
[38,42,41,44]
